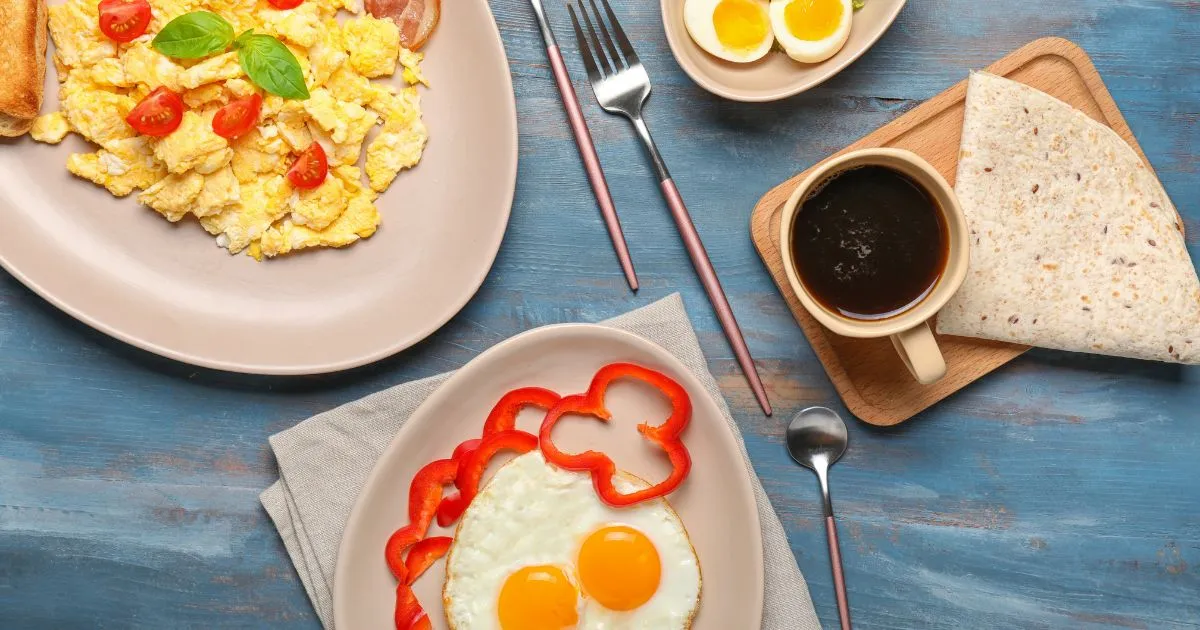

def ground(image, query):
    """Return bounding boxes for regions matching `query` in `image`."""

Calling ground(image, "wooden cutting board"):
[750,37,1180,426]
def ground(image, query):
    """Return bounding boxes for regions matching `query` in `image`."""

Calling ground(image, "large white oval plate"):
[335,324,765,629]
[0,0,517,374]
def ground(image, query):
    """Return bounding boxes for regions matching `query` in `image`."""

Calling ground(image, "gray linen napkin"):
[261,293,821,629]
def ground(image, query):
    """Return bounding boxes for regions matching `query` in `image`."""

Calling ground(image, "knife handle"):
[544,44,638,291]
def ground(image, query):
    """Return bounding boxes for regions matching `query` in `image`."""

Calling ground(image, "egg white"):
[683,0,774,64]
[443,452,702,629]
[769,0,852,63]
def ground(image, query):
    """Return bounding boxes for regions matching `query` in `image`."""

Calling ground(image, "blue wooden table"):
[3,0,1198,628]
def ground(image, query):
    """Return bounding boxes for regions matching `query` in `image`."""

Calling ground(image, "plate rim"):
[0,0,519,375]
[660,0,908,103]
[332,322,766,628]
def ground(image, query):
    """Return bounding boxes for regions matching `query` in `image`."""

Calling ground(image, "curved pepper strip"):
[404,536,453,585]
[384,457,458,581]
[394,583,424,629]
[436,429,538,523]
[538,362,692,507]
[450,438,481,464]
[480,387,562,436]
[436,388,559,527]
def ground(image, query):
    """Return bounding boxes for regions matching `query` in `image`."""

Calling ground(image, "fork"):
[567,0,773,416]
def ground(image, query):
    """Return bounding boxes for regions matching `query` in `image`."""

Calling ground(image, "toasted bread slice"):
[0,0,48,136]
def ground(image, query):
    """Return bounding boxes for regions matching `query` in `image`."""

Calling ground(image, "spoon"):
[786,406,852,630]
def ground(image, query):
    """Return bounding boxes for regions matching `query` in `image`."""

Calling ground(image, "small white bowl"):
[661,0,908,102]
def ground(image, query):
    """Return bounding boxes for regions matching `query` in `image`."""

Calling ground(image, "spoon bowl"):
[786,406,849,471]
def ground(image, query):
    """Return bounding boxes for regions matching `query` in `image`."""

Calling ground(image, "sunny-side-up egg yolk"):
[683,0,774,63]
[497,565,579,630]
[494,525,663,629]
[769,0,853,63]
[577,524,663,611]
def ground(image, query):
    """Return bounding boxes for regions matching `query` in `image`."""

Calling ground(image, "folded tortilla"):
[936,72,1200,364]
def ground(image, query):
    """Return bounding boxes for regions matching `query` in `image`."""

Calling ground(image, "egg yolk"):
[712,0,769,51]
[784,0,843,41]
[497,565,579,630]
[577,525,662,611]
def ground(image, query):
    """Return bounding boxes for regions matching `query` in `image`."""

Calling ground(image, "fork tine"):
[567,2,606,83]
[595,0,639,65]
[575,0,613,76]
[585,0,624,70]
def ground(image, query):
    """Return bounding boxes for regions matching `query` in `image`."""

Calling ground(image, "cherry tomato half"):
[268,0,304,9]
[125,87,185,137]
[286,143,329,189]
[212,94,263,140]
[98,0,152,43]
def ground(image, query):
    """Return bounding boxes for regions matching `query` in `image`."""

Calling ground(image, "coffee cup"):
[778,148,969,385]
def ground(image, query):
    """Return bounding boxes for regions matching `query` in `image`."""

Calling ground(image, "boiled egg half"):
[769,0,852,63]
[683,0,774,63]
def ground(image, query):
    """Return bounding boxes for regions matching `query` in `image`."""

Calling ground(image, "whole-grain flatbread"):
[936,72,1200,364]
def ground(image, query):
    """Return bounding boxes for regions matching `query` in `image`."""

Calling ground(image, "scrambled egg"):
[36,0,429,259]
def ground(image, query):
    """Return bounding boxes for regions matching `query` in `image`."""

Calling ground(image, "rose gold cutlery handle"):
[659,179,773,416]
[825,515,852,630]
[544,44,638,292]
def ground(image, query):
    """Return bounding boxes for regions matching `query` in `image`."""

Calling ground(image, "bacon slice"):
[367,0,441,50]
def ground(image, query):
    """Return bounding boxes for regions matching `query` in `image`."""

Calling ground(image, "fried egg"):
[683,0,773,64]
[769,0,852,63]
[443,452,702,630]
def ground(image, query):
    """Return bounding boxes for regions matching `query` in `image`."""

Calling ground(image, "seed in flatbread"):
[1033,127,1039,135]
[1082,306,1091,312]
[1032,184,1039,193]
[1103,225,1108,235]
[1148,239,1157,246]
[1150,202,1160,208]
[1169,345,1174,354]
[1008,314,1020,324]
[1075,172,1081,181]
[1032,318,1038,324]
[984,167,993,172]
[981,315,987,321]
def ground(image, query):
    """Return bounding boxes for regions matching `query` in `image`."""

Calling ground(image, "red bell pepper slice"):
[384,457,458,580]
[404,536,453,585]
[384,524,421,583]
[480,387,561,436]
[408,458,458,530]
[394,583,425,629]
[436,429,538,524]
[539,363,692,507]
[450,438,481,463]
[436,388,559,527]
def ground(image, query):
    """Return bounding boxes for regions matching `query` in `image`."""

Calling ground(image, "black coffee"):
[790,165,948,320]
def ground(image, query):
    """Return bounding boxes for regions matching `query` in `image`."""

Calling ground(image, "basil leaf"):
[152,11,234,59]
[234,33,310,100]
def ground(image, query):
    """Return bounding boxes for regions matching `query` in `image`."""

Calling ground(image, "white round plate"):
[0,0,517,374]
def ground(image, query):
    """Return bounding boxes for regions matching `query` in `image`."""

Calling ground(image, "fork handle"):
[545,45,639,291]
[659,178,773,416]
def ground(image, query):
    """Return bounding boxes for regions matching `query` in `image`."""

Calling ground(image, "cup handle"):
[890,322,947,385]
